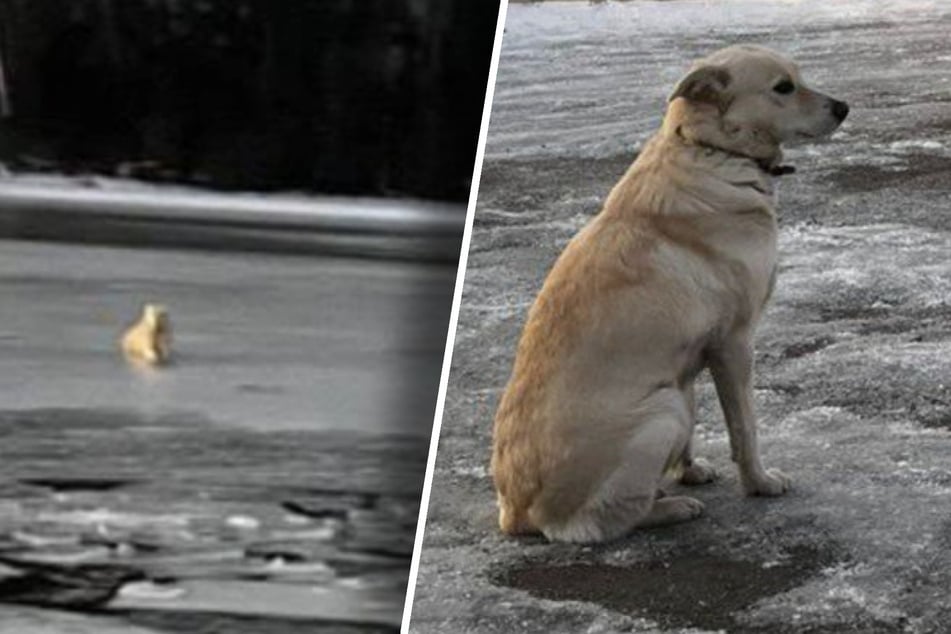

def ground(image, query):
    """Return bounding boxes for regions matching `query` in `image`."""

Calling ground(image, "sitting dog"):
[491,45,848,543]
[120,303,172,366]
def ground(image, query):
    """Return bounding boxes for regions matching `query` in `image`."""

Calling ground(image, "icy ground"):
[410,1,951,633]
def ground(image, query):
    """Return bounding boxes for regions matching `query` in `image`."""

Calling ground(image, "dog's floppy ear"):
[668,65,732,107]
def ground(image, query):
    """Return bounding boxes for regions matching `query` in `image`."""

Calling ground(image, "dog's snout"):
[831,99,849,122]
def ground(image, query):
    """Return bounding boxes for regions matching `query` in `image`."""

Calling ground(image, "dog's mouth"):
[792,123,845,142]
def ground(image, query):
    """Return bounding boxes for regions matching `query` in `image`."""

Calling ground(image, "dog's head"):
[664,45,848,166]
[142,303,170,332]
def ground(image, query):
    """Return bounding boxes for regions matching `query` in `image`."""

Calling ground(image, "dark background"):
[0,0,498,201]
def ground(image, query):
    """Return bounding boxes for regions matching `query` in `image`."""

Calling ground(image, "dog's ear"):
[668,65,732,108]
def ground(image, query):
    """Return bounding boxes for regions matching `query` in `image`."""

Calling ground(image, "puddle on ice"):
[496,546,838,632]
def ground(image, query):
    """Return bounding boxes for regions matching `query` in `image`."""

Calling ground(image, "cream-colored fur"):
[120,303,172,366]
[491,45,848,543]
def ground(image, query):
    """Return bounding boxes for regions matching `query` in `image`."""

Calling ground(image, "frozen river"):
[0,240,454,631]
[0,239,453,434]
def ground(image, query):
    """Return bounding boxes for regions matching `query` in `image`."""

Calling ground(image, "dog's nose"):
[831,100,849,122]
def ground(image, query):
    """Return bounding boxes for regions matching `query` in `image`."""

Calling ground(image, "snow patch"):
[779,223,951,310]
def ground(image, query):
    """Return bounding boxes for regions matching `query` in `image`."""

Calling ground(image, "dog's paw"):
[743,468,791,497]
[668,496,705,519]
[680,458,718,486]
[639,495,704,528]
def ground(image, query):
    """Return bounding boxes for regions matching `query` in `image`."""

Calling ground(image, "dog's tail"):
[497,494,541,536]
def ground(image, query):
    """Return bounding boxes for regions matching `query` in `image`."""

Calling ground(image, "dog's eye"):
[773,80,795,95]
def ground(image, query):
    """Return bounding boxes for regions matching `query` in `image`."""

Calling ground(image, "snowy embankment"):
[0,173,465,261]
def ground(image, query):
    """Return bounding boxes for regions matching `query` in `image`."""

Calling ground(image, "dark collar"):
[763,162,796,177]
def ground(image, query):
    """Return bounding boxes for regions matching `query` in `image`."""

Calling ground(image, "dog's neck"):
[692,139,795,177]
[661,99,793,178]
[604,132,781,218]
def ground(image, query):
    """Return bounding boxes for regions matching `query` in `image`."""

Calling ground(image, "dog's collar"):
[763,162,796,177]
[691,138,796,177]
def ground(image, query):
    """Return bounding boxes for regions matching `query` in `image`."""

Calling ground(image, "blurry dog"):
[120,303,172,366]
[491,45,848,543]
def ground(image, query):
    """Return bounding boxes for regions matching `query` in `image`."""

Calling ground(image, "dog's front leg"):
[708,333,790,496]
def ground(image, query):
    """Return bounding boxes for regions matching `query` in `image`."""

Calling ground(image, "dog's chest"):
[734,220,778,314]
[705,214,778,320]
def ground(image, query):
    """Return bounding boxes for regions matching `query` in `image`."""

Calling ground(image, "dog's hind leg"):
[541,390,703,543]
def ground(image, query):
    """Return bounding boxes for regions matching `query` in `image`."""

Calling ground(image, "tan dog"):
[491,45,848,543]
[120,303,172,366]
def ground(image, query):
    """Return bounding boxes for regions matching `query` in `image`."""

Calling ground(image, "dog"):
[120,303,172,366]
[491,45,848,543]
